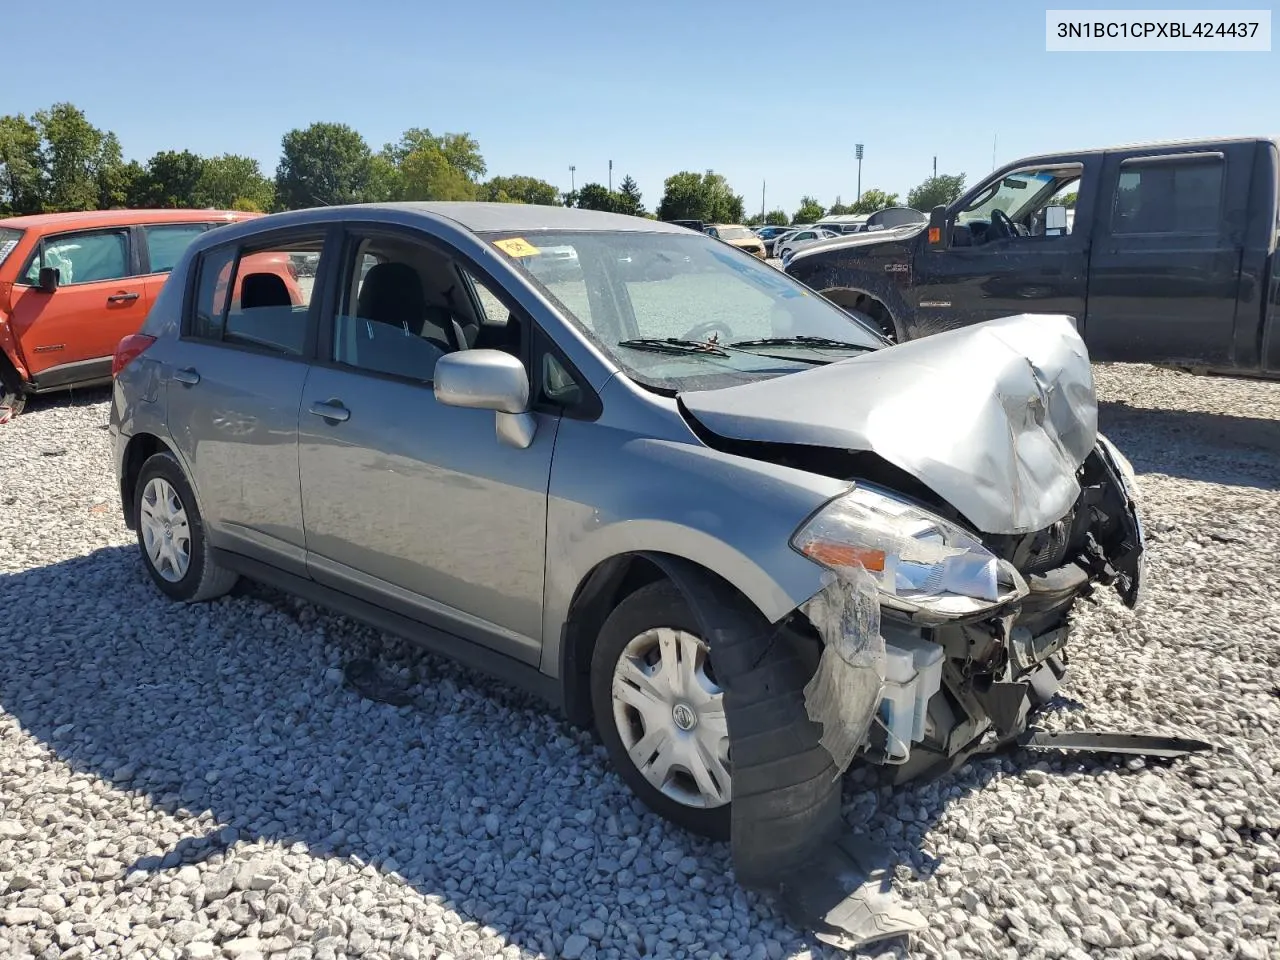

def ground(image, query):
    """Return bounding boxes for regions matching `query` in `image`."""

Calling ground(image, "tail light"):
[112,334,156,377]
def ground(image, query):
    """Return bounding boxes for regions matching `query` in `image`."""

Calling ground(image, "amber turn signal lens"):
[800,541,886,572]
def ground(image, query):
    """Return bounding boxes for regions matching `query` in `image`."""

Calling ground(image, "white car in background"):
[776,228,840,265]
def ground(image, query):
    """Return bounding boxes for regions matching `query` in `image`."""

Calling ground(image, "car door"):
[297,222,557,665]
[1084,149,1242,366]
[913,162,1091,330]
[162,226,326,576]
[7,227,147,387]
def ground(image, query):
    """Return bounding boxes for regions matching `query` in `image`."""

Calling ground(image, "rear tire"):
[591,581,732,840]
[134,451,238,603]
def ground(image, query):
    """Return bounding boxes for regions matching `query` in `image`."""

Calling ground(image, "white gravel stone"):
[0,368,1277,960]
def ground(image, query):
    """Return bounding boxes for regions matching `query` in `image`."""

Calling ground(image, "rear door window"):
[21,230,130,285]
[188,236,321,357]
[144,223,209,273]
[1111,156,1225,235]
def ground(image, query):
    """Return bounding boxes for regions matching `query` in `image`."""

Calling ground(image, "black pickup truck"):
[784,137,1280,377]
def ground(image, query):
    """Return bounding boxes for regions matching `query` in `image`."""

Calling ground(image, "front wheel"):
[134,451,238,602]
[0,368,26,420]
[591,581,732,840]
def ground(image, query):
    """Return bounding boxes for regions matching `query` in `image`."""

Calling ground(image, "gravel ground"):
[1,365,1278,960]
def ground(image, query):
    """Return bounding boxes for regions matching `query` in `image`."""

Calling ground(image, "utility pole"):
[855,144,864,202]
[992,134,998,171]
[569,165,576,194]
[608,160,613,192]
[933,156,937,179]
[761,180,766,220]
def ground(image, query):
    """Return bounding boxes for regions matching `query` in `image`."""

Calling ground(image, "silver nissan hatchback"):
[110,203,1145,922]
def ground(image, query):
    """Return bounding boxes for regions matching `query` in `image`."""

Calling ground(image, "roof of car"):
[0,208,255,230]
[277,202,690,235]
[1010,135,1278,166]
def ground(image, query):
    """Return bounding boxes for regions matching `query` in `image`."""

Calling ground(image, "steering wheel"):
[989,208,1018,240]
[680,319,734,342]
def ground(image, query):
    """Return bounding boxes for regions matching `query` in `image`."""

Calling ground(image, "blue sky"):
[2,0,1274,216]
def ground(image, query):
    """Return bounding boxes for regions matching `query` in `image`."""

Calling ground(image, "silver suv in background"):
[110,203,1145,940]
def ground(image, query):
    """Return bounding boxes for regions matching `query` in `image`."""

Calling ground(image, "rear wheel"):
[591,581,732,840]
[134,452,238,602]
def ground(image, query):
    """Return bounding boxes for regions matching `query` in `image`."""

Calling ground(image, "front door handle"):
[107,292,140,303]
[173,367,200,386]
[308,400,350,423]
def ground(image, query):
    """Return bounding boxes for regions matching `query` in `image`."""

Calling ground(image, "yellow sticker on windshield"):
[494,237,541,258]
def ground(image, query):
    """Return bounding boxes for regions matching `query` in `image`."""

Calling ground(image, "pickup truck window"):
[955,164,1083,244]
[1112,157,1224,235]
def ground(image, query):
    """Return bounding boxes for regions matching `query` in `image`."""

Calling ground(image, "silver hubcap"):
[611,627,731,809]
[139,477,191,582]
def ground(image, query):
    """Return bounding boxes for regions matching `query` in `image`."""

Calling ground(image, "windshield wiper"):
[616,337,730,357]
[728,335,875,351]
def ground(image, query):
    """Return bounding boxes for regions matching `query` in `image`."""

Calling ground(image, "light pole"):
[608,160,613,193]
[569,165,576,194]
[855,144,864,202]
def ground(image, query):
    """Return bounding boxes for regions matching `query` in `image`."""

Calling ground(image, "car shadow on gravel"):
[1,546,1139,959]
[1098,400,1280,491]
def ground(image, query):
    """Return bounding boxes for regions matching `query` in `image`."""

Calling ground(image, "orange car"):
[0,208,301,417]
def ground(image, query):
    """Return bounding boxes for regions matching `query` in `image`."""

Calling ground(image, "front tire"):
[134,451,238,603]
[0,367,26,420]
[591,581,732,840]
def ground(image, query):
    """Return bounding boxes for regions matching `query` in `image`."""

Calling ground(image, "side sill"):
[212,548,565,712]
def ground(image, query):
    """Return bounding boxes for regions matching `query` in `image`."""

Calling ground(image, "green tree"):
[92,132,130,209]
[849,188,900,214]
[764,209,789,226]
[35,103,117,211]
[481,175,560,205]
[793,195,825,223]
[133,150,207,208]
[656,170,744,223]
[196,154,274,211]
[575,183,619,212]
[616,175,645,216]
[275,122,377,209]
[1056,191,1078,209]
[745,212,765,227]
[907,173,966,211]
[99,154,142,210]
[827,196,852,216]
[0,114,44,214]
[398,148,477,201]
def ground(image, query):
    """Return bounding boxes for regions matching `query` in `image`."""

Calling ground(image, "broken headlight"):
[791,485,1027,618]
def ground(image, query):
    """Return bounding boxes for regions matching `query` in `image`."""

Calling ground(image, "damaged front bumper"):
[712,438,1197,949]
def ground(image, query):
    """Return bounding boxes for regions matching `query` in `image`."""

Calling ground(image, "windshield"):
[0,228,23,269]
[485,230,884,392]
[715,226,753,240]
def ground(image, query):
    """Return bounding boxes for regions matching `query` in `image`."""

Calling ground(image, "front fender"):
[542,415,847,669]
[0,313,30,383]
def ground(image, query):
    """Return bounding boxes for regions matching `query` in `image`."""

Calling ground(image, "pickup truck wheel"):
[591,581,732,840]
[134,452,238,603]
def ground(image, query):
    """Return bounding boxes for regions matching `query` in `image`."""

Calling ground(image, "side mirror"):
[37,266,60,292]
[926,206,949,249]
[1043,204,1069,236]
[434,349,537,449]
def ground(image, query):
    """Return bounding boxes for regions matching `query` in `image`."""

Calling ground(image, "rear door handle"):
[308,400,350,423]
[107,292,140,303]
[173,367,200,386]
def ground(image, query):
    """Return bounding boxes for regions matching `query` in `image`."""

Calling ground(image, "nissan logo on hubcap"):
[671,703,697,731]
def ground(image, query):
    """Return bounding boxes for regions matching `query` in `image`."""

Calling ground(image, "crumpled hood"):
[680,314,1098,535]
